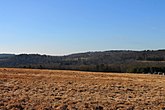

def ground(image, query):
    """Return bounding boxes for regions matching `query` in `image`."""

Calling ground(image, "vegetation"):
[0,68,165,109]
[1,50,165,73]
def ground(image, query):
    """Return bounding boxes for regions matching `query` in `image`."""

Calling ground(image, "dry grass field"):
[0,68,165,110]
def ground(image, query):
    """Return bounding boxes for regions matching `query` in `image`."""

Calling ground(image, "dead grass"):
[0,68,165,110]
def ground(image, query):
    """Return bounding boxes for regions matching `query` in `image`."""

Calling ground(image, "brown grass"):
[0,68,165,110]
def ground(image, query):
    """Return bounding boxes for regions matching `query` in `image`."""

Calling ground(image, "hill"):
[0,54,15,59]
[0,50,165,73]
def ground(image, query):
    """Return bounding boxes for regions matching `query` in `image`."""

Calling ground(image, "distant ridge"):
[0,54,15,58]
[1,50,165,73]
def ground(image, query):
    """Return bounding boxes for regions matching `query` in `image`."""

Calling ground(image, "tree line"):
[0,50,165,73]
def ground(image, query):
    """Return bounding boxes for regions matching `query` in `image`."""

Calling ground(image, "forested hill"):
[1,50,165,73]
[0,54,15,58]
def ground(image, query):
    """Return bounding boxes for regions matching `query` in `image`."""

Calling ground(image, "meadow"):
[0,68,165,110]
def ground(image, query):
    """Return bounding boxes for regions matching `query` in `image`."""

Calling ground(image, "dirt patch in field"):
[0,68,165,110]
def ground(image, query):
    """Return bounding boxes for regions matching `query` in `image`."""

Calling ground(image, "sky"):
[0,0,165,55]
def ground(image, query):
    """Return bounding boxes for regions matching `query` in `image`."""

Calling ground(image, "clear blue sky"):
[0,0,165,55]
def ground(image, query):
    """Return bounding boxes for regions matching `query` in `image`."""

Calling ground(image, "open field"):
[0,68,165,110]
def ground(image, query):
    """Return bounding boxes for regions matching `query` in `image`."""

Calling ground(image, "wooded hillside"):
[1,50,165,73]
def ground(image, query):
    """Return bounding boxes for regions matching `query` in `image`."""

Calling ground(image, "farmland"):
[0,68,165,110]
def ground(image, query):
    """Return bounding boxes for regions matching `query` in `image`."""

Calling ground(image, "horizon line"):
[1,48,165,56]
